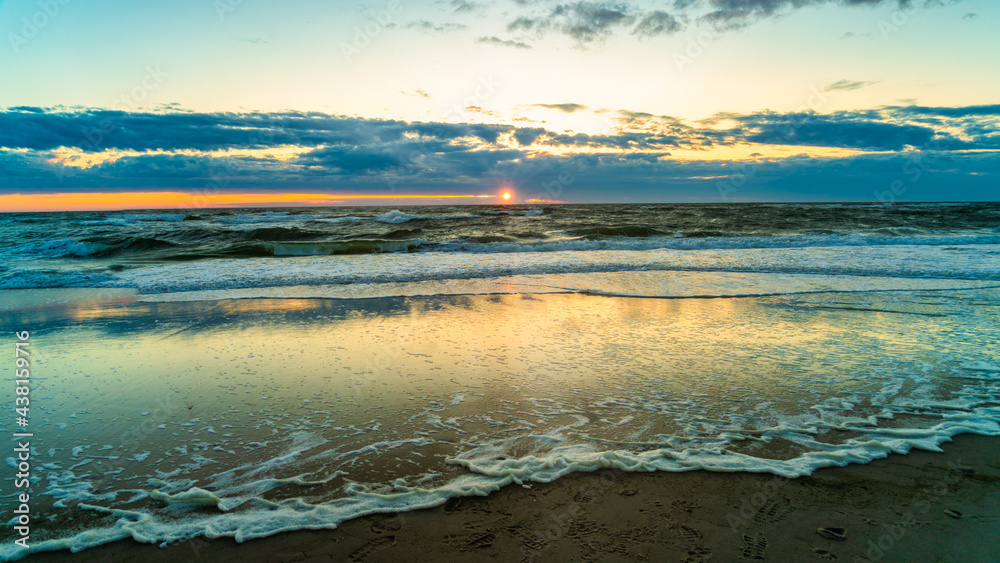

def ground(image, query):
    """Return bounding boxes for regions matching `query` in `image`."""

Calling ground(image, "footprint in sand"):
[672,499,702,513]
[816,527,847,541]
[740,532,768,560]
[752,497,793,525]
[369,516,402,534]
[506,523,548,551]
[349,535,395,562]
[443,531,497,552]
[566,518,604,541]
[814,547,838,560]
[573,488,600,505]
[618,525,657,543]
[463,514,511,531]
[683,545,714,563]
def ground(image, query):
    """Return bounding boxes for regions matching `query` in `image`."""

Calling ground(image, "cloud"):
[505,2,686,44]
[499,0,942,43]
[737,112,935,151]
[633,10,683,37]
[963,12,977,19]
[513,127,547,146]
[1,104,996,196]
[839,31,874,40]
[3,105,996,156]
[697,0,943,31]
[405,20,469,34]
[892,104,1000,118]
[531,103,589,113]
[451,0,484,14]
[476,36,533,49]
[549,2,634,42]
[824,79,878,92]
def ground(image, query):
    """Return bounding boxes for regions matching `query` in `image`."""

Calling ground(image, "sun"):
[501,191,513,202]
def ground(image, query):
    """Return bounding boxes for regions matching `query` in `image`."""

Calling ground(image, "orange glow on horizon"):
[0,192,495,212]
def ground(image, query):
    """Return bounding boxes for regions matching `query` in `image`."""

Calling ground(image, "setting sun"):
[501,191,513,202]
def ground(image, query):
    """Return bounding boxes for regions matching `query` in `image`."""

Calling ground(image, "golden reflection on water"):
[2,287,996,537]
[2,288,987,444]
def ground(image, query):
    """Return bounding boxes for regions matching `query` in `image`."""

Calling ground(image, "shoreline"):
[4,287,998,562]
[23,433,1000,562]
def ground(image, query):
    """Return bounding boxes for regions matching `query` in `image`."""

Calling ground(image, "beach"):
[3,276,999,561]
[26,433,1000,562]
[4,0,998,554]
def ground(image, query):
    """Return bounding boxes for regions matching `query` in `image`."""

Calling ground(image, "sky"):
[0,0,998,210]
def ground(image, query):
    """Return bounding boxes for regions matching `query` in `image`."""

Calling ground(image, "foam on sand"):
[2,284,998,560]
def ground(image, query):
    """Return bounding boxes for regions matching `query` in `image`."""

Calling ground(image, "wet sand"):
[5,287,999,562]
[26,433,1000,562]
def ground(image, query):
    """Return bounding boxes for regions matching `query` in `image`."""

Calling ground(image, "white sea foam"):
[116,244,1000,294]
[8,401,997,561]
[375,210,423,223]
[2,239,107,258]
[76,213,185,226]
[3,209,999,560]
[309,216,363,224]
[374,210,480,223]
[219,213,321,225]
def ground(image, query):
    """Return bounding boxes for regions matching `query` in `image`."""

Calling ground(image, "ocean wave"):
[410,232,1000,255]
[219,213,321,225]
[76,213,186,226]
[92,243,1000,293]
[375,210,422,224]
[309,216,364,224]
[482,208,543,216]
[566,225,667,239]
[374,210,481,224]
[263,239,425,256]
[1,239,109,258]
[9,232,1000,262]
[0,269,119,289]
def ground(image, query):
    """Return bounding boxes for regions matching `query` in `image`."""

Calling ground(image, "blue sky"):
[0,0,998,208]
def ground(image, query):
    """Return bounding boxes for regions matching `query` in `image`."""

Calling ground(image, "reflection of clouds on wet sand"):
[1,285,998,558]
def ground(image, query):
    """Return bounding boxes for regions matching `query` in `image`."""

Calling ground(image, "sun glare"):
[501,191,513,202]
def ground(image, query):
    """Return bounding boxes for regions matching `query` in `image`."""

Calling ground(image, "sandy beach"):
[26,433,1000,562]
[4,0,999,554]
[4,285,999,562]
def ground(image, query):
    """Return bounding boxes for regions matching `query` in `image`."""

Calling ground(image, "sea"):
[1,202,999,558]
